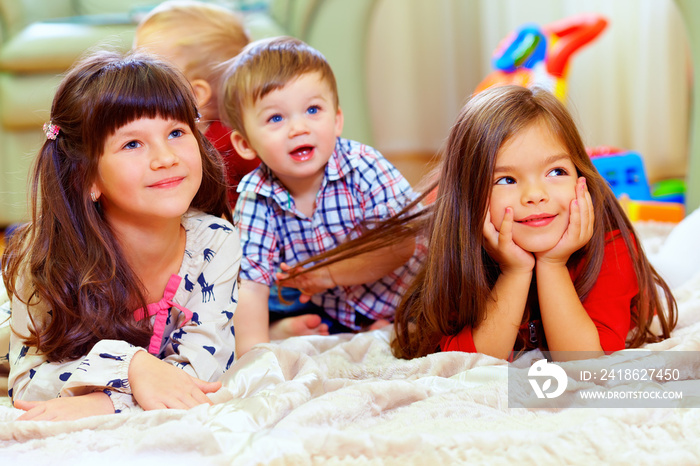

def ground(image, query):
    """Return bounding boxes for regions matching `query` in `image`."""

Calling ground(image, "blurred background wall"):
[367,0,690,185]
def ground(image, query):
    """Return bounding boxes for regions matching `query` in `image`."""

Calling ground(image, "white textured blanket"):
[2,223,700,465]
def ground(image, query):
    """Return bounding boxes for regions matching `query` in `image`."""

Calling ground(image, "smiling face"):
[92,116,203,228]
[488,119,579,253]
[231,71,343,194]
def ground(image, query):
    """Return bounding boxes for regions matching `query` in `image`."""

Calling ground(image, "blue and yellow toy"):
[590,150,686,222]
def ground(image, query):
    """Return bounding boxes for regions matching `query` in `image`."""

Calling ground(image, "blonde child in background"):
[220,36,423,356]
[3,50,241,420]
[134,0,259,205]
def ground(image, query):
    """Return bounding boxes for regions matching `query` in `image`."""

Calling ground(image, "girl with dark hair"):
[3,50,241,420]
[282,85,677,361]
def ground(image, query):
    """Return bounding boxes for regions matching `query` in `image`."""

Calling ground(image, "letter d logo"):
[528,359,568,399]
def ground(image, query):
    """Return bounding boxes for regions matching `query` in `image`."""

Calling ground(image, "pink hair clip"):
[43,121,60,140]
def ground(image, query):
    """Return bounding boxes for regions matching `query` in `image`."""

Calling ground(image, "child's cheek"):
[488,203,504,231]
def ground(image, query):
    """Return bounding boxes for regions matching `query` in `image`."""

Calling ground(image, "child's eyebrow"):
[543,153,572,165]
[493,153,571,174]
[254,102,280,115]
[493,165,514,175]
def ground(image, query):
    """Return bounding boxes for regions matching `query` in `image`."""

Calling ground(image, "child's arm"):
[276,236,416,302]
[8,320,137,419]
[536,178,601,358]
[7,290,139,415]
[536,262,603,357]
[234,279,271,356]
[474,208,535,359]
[10,311,222,420]
[12,346,220,421]
[14,392,114,421]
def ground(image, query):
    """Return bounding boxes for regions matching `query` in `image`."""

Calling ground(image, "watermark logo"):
[509,351,697,408]
[528,359,568,399]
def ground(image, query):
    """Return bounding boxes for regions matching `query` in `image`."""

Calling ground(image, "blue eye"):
[307,105,320,115]
[268,114,283,123]
[169,129,184,139]
[547,168,568,177]
[495,176,516,185]
[124,140,141,150]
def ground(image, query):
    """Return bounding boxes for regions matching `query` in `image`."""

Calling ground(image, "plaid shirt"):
[234,137,422,330]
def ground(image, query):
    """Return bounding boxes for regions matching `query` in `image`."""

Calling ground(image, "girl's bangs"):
[88,60,197,145]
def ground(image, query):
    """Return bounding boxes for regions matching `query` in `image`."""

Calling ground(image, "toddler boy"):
[220,37,422,355]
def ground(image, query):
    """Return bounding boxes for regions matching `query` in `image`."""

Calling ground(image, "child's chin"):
[514,238,559,254]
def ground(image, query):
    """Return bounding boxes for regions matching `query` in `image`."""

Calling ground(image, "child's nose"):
[288,115,310,137]
[522,182,548,205]
[151,144,178,169]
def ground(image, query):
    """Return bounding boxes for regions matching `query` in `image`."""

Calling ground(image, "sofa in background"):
[0,0,377,226]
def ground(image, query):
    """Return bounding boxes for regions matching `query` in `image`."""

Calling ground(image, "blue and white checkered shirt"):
[234,137,423,330]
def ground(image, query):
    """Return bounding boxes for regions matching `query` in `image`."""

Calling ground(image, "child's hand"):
[276,262,337,303]
[14,391,114,421]
[536,177,594,266]
[483,208,535,274]
[129,351,221,410]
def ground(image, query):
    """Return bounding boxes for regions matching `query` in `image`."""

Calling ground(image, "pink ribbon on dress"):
[133,274,194,355]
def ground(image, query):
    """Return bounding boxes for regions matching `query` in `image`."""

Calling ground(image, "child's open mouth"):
[289,145,314,162]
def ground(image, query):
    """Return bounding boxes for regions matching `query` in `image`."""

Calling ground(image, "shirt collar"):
[237,137,358,206]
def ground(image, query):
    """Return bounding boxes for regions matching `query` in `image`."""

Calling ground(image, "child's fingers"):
[180,389,212,408]
[13,399,38,411]
[17,408,48,421]
[161,379,218,409]
[277,263,295,281]
[145,401,169,410]
[568,198,581,239]
[497,207,515,247]
[280,262,293,272]
[15,402,45,421]
[583,184,595,238]
[575,177,594,241]
[192,378,222,395]
[482,210,499,248]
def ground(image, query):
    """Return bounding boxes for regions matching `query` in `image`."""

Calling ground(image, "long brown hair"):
[284,85,677,359]
[2,50,230,362]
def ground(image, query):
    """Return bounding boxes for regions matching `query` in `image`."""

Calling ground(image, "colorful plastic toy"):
[651,179,686,204]
[590,152,653,201]
[590,150,686,223]
[619,196,685,223]
[475,13,608,101]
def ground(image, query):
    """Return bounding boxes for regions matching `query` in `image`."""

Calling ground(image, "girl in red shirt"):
[283,85,677,361]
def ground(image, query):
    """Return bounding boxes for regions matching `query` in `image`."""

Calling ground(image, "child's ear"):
[230,131,258,160]
[334,107,344,137]
[190,79,213,108]
[89,182,102,202]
